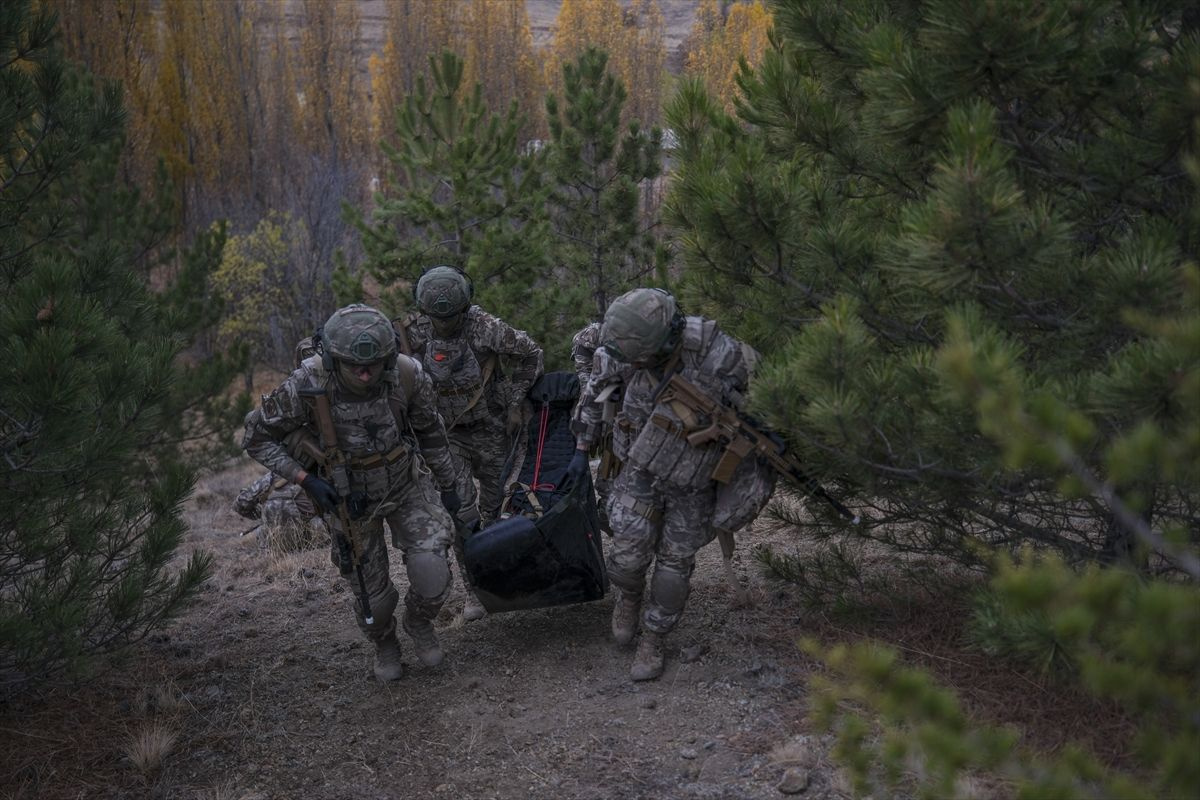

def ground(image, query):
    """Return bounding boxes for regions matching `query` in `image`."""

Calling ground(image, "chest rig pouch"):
[624,318,725,491]
[329,391,412,506]
[421,336,495,428]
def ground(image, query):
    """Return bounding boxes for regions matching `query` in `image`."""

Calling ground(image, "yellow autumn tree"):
[623,0,666,129]
[291,0,370,169]
[152,0,271,227]
[369,0,463,166]
[211,213,310,383]
[45,0,158,187]
[545,0,624,103]
[546,0,666,129]
[462,0,544,141]
[683,0,773,112]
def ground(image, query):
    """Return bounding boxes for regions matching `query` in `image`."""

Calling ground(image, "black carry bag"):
[464,371,607,612]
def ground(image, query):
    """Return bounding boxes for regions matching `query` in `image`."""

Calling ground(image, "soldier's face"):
[337,359,386,394]
[431,312,464,338]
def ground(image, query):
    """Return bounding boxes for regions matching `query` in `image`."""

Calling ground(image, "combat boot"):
[611,591,641,646]
[462,588,487,622]
[630,631,665,681]
[402,610,444,667]
[373,632,404,682]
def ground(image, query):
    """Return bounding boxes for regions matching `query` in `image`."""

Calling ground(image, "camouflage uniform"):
[398,306,542,525]
[234,336,320,524]
[242,310,458,676]
[572,289,757,680]
[571,322,602,379]
[233,468,318,528]
[571,321,625,531]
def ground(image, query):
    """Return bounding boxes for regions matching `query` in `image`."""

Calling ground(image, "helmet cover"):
[601,288,679,363]
[322,304,396,364]
[416,266,471,318]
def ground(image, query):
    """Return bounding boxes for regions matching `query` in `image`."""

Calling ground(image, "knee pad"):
[407,551,451,600]
[650,567,690,615]
[606,561,647,596]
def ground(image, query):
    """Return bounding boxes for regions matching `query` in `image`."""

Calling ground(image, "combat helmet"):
[321,304,396,367]
[415,266,473,318]
[601,288,682,364]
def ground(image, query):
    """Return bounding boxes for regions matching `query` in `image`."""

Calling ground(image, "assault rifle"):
[656,373,860,525]
[299,387,375,625]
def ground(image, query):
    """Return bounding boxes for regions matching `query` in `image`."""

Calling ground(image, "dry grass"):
[122,719,179,776]
[134,680,186,717]
[767,734,821,770]
[260,519,327,556]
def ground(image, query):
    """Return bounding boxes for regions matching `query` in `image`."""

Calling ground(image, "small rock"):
[641,698,657,710]
[777,767,810,795]
[704,740,717,750]
[680,747,698,760]
[434,784,453,793]
[679,644,708,663]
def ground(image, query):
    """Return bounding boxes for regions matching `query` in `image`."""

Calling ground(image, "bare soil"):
[1,458,848,800]
[1,457,1139,800]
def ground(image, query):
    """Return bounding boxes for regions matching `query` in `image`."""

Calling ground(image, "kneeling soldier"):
[243,304,461,681]
[569,288,758,681]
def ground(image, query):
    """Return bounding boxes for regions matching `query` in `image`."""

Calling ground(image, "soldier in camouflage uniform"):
[234,336,321,526]
[569,288,758,681]
[570,321,625,532]
[395,266,543,621]
[243,305,461,681]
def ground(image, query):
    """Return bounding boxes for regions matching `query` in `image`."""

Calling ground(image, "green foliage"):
[348,51,556,349]
[213,211,315,373]
[966,587,1073,677]
[666,0,1199,567]
[544,46,666,334]
[0,1,239,694]
[811,555,1200,799]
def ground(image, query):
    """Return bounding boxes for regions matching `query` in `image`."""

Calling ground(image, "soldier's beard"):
[337,360,385,395]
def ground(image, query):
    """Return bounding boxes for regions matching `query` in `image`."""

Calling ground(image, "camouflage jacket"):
[242,354,457,500]
[571,316,758,491]
[570,322,602,381]
[395,306,543,427]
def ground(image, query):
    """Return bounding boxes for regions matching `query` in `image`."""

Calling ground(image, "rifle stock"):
[299,387,376,624]
[661,374,860,524]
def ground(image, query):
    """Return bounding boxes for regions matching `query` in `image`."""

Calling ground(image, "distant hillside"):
[526,0,698,56]
[353,1,699,72]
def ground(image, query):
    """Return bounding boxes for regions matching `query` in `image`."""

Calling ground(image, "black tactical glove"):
[300,474,339,514]
[440,488,462,516]
[565,449,589,484]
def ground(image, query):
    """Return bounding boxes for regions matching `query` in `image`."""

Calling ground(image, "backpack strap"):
[387,354,419,431]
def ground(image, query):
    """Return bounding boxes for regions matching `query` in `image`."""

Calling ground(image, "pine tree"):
[667,1,1199,794]
[545,47,665,332]
[666,0,1198,572]
[349,51,554,345]
[0,1,240,694]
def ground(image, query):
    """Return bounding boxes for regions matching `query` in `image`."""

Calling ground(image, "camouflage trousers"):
[606,465,718,635]
[328,472,454,643]
[445,417,512,589]
[448,417,511,525]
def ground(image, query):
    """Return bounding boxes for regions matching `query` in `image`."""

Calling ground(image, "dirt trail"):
[2,459,845,800]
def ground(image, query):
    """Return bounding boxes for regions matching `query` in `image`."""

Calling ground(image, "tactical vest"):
[621,317,729,491]
[419,335,496,428]
[303,357,417,507]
